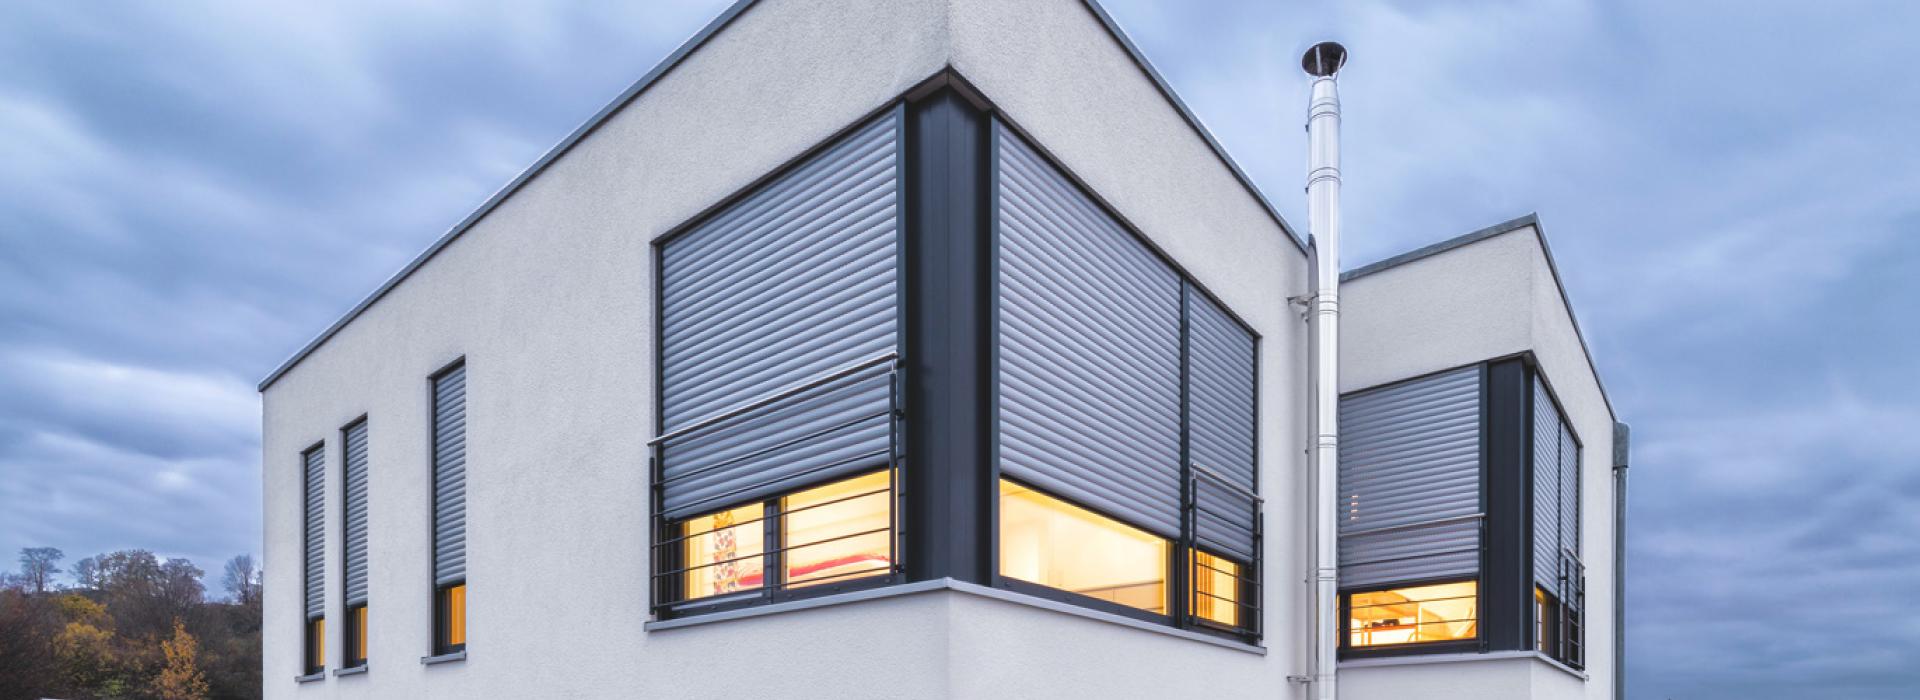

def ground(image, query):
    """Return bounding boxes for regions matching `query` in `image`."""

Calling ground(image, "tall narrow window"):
[999,480,1169,615]
[1191,550,1241,628]
[341,419,369,668]
[1533,377,1583,666]
[301,444,326,675]
[431,363,467,655]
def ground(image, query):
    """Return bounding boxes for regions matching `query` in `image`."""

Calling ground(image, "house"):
[258,1,1627,698]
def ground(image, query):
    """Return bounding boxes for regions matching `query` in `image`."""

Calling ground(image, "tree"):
[18,547,64,594]
[152,619,209,700]
[221,555,259,607]
[72,556,101,590]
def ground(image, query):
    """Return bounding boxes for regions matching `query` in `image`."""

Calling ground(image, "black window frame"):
[300,441,326,676]
[1337,576,1485,658]
[339,415,369,669]
[432,580,465,656]
[427,357,467,658]
[343,602,367,668]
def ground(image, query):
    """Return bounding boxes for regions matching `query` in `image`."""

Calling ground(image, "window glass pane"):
[783,471,893,588]
[682,503,766,599]
[999,479,1168,614]
[1193,551,1240,627]
[447,584,466,647]
[353,606,367,662]
[1349,580,1477,647]
[307,618,325,670]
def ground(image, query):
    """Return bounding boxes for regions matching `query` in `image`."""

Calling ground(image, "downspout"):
[1302,41,1347,700]
[1612,422,1631,700]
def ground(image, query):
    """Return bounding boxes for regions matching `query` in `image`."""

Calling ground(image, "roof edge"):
[257,0,761,392]
[1078,0,1306,253]
[1342,212,1618,422]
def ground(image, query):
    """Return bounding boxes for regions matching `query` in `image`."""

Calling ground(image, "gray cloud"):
[2,1,1914,696]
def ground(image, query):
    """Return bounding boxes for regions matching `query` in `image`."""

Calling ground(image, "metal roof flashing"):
[1341,213,1617,421]
[259,0,1304,391]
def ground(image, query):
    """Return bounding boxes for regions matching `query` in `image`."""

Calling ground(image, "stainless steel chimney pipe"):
[1301,40,1346,700]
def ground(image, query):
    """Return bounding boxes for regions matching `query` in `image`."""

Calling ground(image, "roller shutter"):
[1186,287,1258,560]
[995,121,1183,538]
[433,365,467,587]
[342,420,369,607]
[1533,377,1580,595]
[658,110,900,519]
[1338,366,1483,589]
[302,445,325,620]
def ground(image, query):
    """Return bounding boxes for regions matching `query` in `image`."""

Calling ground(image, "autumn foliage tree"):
[154,619,211,700]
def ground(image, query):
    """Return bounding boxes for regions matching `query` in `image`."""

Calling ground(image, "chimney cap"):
[1301,41,1347,77]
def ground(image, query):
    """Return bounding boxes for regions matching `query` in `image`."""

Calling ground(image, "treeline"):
[0,548,260,700]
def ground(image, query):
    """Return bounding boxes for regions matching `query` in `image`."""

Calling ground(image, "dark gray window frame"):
[300,441,327,676]
[644,72,1263,644]
[1335,354,1587,667]
[339,415,370,670]
[428,358,467,658]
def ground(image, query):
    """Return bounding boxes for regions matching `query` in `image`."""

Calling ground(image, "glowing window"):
[1192,551,1242,627]
[783,471,893,588]
[305,617,325,673]
[345,604,367,667]
[682,502,766,599]
[1348,581,1478,647]
[1536,586,1551,653]
[999,479,1168,614]
[436,583,466,652]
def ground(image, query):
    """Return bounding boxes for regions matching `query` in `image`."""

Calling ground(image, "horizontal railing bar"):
[650,352,897,446]
[779,525,891,554]
[783,564,895,588]
[659,409,889,486]
[1341,512,1485,539]
[1191,464,1262,502]
[777,486,889,520]
[655,551,769,578]
[652,513,773,549]
[654,523,893,580]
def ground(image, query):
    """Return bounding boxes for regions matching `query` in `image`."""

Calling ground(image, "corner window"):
[1345,580,1479,648]
[665,471,900,612]
[435,583,466,654]
[998,479,1169,615]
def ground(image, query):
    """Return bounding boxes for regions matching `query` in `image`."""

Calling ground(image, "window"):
[300,444,325,674]
[341,418,369,668]
[1535,586,1554,655]
[999,480,1169,615]
[1346,581,1479,648]
[668,471,898,610]
[436,583,466,654]
[1191,551,1243,628]
[783,471,893,589]
[305,618,326,674]
[345,605,366,668]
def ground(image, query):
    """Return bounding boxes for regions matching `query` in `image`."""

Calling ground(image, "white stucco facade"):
[259,1,1618,699]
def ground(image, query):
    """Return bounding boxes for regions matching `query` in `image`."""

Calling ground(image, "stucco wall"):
[1337,223,1617,700]
[262,0,1316,698]
[260,0,951,697]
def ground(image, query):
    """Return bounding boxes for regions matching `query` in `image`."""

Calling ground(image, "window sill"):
[293,672,325,683]
[332,665,367,677]
[1340,650,1587,681]
[646,577,1265,655]
[420,650,466,666]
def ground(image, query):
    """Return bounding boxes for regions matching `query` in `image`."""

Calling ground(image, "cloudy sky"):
[1,1,1914,697]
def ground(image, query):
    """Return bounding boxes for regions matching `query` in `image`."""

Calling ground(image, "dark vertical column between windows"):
[903,87,993,585]
[1483,358,1531,651]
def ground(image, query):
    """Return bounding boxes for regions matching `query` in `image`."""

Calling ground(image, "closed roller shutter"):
[659,110,900,519]
[1186,286,1258,560]
[433,365,467,587]
[1536,379,1566,590]
[995,121,1183,538]
[1533,377,1580,595]
[302,445,325,620]
[1338,366,1483,589]
[342,420,369,607]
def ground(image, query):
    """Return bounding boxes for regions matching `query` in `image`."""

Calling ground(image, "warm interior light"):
[308,617,325,669]
[1348,580,1478,647]
[783,471,893,588]
[446,584,466,647]
[683,502,765,599]
[1192,551,1241,627]
[353,606,367,662]
[999,479,1168,614]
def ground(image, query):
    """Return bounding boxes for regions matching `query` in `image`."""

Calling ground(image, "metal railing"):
[648,354,904,617]
[1558,548,1587,669]
[1182,464,1264,639]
